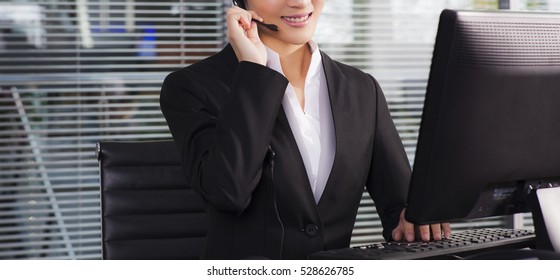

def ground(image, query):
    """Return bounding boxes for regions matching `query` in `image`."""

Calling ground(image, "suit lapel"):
[275,106,318,206]
[317,52,350,209]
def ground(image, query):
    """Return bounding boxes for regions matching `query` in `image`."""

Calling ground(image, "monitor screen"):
[405,10,560,225]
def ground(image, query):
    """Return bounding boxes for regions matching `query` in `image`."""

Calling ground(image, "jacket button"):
[303,224,319,237]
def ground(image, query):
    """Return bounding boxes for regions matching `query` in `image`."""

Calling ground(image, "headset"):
[232,0,247,9]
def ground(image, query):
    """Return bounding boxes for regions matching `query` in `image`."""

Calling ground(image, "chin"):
[259,24,318,46]
[285,37,312,45]
[281,31,315,45]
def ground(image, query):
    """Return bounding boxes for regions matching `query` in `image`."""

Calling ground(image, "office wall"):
[0,0,557,259]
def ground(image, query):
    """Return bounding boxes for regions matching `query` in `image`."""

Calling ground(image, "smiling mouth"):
[281,13,313,23]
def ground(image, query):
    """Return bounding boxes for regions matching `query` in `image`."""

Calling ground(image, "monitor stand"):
[530,185,560,252]
[465,176,560,252]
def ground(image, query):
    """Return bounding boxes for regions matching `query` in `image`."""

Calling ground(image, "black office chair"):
[96,141,206,259]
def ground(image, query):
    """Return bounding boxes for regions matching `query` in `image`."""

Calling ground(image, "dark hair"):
[233,0,247,9]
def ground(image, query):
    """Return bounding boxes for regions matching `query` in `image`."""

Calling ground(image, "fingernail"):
[422,233,429,241]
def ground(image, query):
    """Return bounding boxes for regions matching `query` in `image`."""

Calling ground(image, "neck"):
[262,36,312,80]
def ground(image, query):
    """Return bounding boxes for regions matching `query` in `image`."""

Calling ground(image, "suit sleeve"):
[365,75,411,241]
[160,61,289,215]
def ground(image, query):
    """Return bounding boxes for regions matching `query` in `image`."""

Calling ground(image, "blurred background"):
[0,0,559,259]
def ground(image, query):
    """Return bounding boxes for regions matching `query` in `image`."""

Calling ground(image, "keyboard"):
[308,228,535,260]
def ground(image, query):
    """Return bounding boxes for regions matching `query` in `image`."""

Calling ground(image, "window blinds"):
[0,0,557,259]
[0,0,226,259]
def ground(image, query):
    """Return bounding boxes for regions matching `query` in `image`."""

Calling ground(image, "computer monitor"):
[405,10,560,225]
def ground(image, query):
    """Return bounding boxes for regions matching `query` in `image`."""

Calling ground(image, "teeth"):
[283,14,309,23]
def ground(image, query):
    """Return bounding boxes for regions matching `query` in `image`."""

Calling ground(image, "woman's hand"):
[226,6,267,65]
[392,208,452,242]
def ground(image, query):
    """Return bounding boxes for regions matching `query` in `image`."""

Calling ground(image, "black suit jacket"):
[160,44,410,259]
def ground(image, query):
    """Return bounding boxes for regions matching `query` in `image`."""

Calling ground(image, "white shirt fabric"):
[265,41,335,203]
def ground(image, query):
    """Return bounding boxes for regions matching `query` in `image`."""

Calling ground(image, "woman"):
[160,0,450,259]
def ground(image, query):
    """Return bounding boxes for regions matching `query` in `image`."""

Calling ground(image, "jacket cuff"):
[233,61,288,101]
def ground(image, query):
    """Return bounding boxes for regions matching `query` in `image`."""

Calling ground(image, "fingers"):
[403,220,415,242]
[227,7,263,30]
[431,223,442,241]
[442,222,452,239]
[392,209,452,242]
[226,7,267,64]
[418,224,431,241]
[392,223,403,241]
[400,209,415,242]
[247,10,264,23]
[227,8,251,33]
[226,7,265,43]
[246,20,260,43]
[427,223,451,241]
[392,209,411,241]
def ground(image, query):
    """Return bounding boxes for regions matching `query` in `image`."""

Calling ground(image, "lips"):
[280,12,313,26]
[281,13,312,23]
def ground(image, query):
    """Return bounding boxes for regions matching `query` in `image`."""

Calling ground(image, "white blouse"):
[265,41,335,203]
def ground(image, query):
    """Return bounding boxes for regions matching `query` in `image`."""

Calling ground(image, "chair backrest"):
[97,141,206,259]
